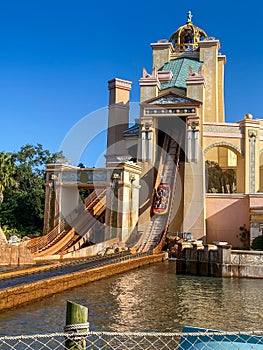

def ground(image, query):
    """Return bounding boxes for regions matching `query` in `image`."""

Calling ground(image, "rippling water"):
[0,261,262,336]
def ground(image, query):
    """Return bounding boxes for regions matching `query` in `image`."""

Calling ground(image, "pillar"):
[151,41,174,71]
[105,163,141,243]
[183,116,206,240]
[140,118,153,163]
[106,78,132,165]
[239,115,260,193]
[139,68,160,102]
[199,39,220,123]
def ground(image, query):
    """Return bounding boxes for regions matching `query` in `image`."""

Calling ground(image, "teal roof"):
[123,123,139,136]
[160,57,203,90]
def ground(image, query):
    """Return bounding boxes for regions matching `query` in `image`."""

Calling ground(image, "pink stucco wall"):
[249,194,263,208]
[206,195,250,248]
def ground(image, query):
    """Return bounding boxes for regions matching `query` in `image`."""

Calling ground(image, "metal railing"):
[0,330,263,349]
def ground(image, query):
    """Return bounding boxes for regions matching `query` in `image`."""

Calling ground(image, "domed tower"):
[169,10,207,52]
[140,10,226,123]
[137,11,227,239]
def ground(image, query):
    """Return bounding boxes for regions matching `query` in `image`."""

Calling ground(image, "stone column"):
[105,163,141,243]
[239,115,260,193]
[249,130,256,193]
[186,117,199,162]
[140,119,153,163]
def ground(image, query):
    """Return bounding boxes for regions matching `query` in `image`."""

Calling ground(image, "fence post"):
[64,300,89,350]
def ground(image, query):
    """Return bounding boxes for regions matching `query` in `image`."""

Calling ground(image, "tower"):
[136,11,215,239]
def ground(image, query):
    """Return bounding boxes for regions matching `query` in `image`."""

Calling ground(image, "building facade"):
[106,11,263,247]
[44,12,263,250]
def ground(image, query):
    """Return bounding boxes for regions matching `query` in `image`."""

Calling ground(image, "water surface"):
[0,261,262,335]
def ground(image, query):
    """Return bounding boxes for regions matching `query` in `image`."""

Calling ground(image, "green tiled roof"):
[160,57,203,90]
[123,123,139,136]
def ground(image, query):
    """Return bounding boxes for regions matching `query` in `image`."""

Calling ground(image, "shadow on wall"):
[206,195,250,248]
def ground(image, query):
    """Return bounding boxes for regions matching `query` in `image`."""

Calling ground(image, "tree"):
[205,160,223,193]
[0,152,17,204]
[251,235,263,251]
[206,160,236,193]
[0,144,64,237]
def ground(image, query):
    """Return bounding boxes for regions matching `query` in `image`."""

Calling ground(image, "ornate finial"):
[187,10,192,23]
[169,11,207,52]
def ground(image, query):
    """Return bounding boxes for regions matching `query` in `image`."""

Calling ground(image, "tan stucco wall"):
[199,40,220,122]
[151,42,173,71]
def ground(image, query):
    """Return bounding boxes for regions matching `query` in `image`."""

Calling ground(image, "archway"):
[204,143,244,193]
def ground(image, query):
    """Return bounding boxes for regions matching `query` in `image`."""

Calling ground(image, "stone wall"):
[0,242,35,266]
[0,253,166,311]
[177,243,263,278]
[229,250,263,278]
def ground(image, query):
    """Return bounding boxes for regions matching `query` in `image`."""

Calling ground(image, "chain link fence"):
[0,329,263,349]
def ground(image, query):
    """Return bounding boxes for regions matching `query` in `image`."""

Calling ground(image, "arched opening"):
[205,144,243,193]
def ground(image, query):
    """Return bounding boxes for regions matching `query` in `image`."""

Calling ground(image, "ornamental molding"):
[149,95,192,104]
[248,129,257,139]
[143,91,201,106]
[203,124,241,134]
[144,107,196,116]
[204,142,244,157]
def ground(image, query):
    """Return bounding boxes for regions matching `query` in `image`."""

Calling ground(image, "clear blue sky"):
[0,0,262,167]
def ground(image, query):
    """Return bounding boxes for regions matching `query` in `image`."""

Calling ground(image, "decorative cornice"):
[150,42,174,51]
[203,124,241,134]
[157,70,173,82]
[108,78,132,91]
[198,39,220,49]
[139,77,160,88]
[186,65,205,85]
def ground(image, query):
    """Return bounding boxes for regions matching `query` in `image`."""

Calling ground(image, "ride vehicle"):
[152,183,171,215]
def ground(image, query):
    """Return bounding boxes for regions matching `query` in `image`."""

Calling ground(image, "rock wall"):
[0,243,35,266]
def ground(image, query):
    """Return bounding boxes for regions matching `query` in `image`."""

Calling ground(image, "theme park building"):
[40,11,263,257]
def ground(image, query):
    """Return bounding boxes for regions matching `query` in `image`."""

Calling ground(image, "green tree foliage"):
[0,152,18,203]
[206,160,236,193]
[0,144,63,237]
[251,235,263,251]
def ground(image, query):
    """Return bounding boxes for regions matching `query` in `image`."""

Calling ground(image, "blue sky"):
[0,0,262,167]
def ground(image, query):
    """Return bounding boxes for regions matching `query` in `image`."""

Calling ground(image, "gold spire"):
[169,11,207,52]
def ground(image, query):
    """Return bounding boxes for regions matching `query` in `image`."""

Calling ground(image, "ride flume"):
[27,189,106,256]
[137,131,181,253]
[28,130,182,257]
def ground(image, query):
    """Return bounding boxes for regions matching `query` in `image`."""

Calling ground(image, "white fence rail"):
[0,330,263,349]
